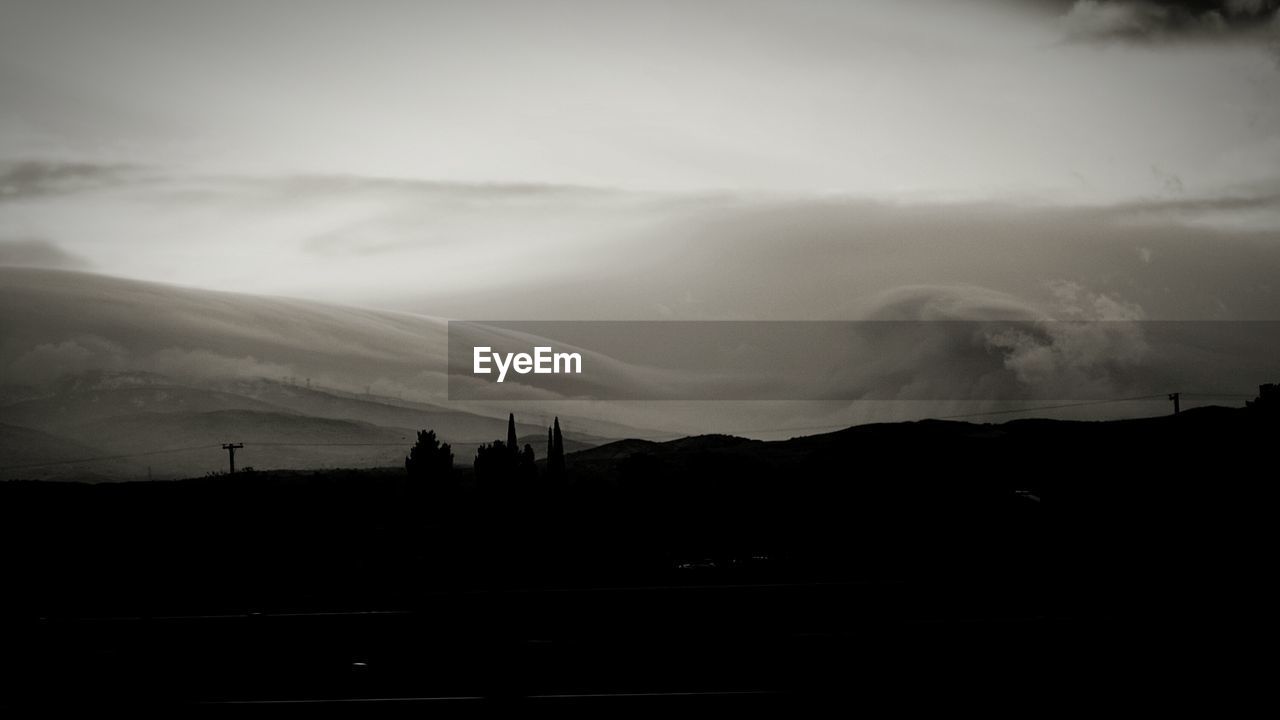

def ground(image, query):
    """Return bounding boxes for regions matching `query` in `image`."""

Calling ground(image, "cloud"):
[1,270,1271,440]
[1062,1,1189,41]
[0,266,450,401]
[449,284,1164,405]
[1,335,298,389]
[1045,279,1147,320]
[146,347,295,384]
[836,284,1154,402]
[856,285,1045,323]
[5,336,129,386]
[0,237,90,269]
[0,160,139,201]
[1060,0,1279,42]
[984,283,1150,396]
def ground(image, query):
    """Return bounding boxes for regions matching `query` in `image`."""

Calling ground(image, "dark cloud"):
[1059,0,1279,42]
[0,159,614,205]
[0,237,89,270]
[270,173,617,200]
[0,160,138,201]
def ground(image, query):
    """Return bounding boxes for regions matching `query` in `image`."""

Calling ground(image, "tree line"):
[404,413,566,487]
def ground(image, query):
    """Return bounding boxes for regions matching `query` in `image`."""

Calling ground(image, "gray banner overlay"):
[448,321,1280,401]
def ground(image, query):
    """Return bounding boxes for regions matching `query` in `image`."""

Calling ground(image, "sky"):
[3,0,1279,197]
[2,1,1280,435]
[1,0,1279,318]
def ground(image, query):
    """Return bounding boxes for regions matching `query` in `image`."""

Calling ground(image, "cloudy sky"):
[1,0,1279,320]
[1,0,1280,435]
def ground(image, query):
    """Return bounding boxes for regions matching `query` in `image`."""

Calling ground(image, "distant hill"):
[0,423,146,481]
[0,372,620,478]
[566,404,1267,485]
[516,433,595,455]
[222,379,594,444]
[243,379,660,442]
[0,384,297,433]
[55,409,415,480]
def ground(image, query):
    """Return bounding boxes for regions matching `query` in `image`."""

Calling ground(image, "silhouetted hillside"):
[2,403,1271,706]
[568,404,1259,483]
[4,403,1271,614]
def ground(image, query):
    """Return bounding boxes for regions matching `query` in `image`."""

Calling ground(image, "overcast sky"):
[3,0,1279,198]
[1,0,1279,320]
[2,0,1280,436]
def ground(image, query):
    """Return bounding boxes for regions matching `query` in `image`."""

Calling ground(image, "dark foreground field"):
[1,406,1271,708]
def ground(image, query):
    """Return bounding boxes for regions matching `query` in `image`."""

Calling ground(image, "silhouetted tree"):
[547,416,566,480]
[476,414,540,489]
[474,439,517,489]
[405,429,453,481]
[519,443,538,484]
[1247,383,1279,416]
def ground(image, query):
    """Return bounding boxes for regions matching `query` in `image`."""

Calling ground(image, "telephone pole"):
[1168,393,1180,415]
[222,443,244,474]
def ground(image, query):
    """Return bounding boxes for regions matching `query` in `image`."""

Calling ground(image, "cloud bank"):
[0,237,89,270]
[1060,0,1280,42]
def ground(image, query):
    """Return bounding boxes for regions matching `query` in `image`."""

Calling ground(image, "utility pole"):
[1168,393,1180,415]
[222,443,244,474]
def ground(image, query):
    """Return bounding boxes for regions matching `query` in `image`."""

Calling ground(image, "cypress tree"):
[506,412,518,456]
[549,416,566,477]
